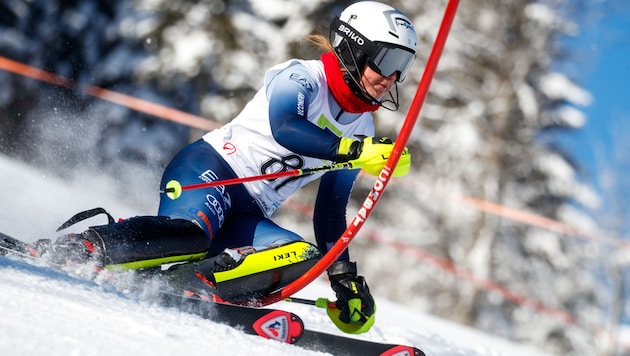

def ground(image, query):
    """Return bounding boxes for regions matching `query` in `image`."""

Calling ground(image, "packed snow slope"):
[0,153,547,355]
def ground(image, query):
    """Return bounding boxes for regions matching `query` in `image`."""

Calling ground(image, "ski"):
[0,231,305,343]
[158,291,304,344]
[0,232,425,354]
[299,329,425,356]
[0,231,30,257]
[163,291,425,355]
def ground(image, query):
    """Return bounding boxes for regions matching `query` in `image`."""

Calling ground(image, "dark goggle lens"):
[369,46,415,82]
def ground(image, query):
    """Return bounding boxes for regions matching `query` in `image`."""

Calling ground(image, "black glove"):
[327,260,375,325]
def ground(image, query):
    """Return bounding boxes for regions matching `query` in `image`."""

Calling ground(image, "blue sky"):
[556,2,630,227]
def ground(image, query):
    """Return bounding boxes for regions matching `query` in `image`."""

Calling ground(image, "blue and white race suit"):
[158,59,374,258]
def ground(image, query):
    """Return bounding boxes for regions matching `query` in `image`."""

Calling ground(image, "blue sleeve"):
[267,65,340,160]
[313,169,360,262]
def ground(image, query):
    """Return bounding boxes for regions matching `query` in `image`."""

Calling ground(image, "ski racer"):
[30,1,417,334]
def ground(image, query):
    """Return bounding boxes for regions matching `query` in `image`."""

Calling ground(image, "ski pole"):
[162,161,354,200]
[284,297,336,309]
[284,296,376,334]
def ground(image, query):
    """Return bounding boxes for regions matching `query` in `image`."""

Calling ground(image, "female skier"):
[33,1,417,332]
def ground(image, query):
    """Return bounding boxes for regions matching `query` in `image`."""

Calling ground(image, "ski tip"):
[252,310,304,344]
[0,232,28,256]
[380,345,426,356]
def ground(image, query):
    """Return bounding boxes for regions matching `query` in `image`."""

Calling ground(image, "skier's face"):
[360,66,397,100]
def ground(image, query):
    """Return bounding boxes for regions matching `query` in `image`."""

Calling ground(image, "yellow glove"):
[337,136,410,177]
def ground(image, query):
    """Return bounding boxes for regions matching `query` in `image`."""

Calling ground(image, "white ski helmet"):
[331,1,417,83]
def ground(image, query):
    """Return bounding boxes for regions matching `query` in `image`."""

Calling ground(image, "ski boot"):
[162,241,322,303]
[27,230,105,267]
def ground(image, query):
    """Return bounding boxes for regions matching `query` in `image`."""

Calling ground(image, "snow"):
[538,71,593,106]
[0,153,547,355]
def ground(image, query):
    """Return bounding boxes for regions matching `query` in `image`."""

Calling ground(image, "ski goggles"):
[367,44,415,82]
[331,16,416,82]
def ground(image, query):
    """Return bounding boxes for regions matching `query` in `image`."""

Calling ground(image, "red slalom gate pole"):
[258,0,461,306]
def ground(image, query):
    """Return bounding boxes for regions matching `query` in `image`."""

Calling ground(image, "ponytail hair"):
[305,34,334,53]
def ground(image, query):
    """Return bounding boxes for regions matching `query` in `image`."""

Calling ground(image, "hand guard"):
[336,136,410,177]
[327,260,376,334]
